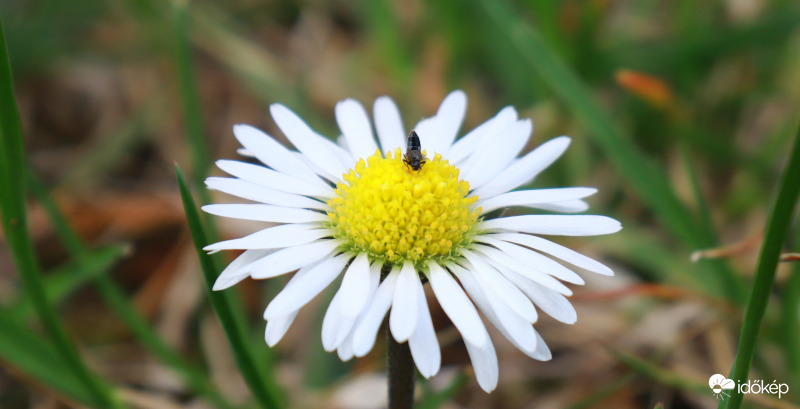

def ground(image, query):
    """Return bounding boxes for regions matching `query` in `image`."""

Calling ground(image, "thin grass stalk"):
[177,165,283,409]
[0,17,123,409]
[9,245,126,318]
[172,0,212,206]
[784,264,800,389]
[26,167,237,409]
[171,0,284,397]
[720,119,800,409]
[0,311,100,406]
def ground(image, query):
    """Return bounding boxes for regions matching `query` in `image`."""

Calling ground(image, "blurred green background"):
[1,0,799,408]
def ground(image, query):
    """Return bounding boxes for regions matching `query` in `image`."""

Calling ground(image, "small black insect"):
[402,130,427,171]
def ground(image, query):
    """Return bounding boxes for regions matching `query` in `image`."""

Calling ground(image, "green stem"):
[720,117,800,409]
[0,17,123,409]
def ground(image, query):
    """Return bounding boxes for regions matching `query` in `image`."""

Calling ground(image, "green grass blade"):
[612,351,708,396]
[472,0,746,303]
[176,165,283,409]
[173,0,211,204]
[27,166,237,409]
[721,118,800,409]
[0,312,104,407]
[9,245,127,318]
[783,248,800,388]
[172,0,282,394]
[92,271,238,409]
[0,17,123,409]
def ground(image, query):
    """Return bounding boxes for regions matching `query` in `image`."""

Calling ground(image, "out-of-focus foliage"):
[1,0,799,408]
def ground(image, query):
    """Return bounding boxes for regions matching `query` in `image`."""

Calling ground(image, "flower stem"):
[388,331,415,409]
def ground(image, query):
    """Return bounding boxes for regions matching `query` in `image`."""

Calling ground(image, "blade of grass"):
[9,245,128,318]
[173,0,211,206]
[721,118,800,409]
[27,167,237,409]
[363,0,414,89]
[680,145,717,243]
[472,0,746,304]
[172,0,283,396]
[0,312,104,407]
[612,350,708,396]
[177,165,283,409]
[0,17,123,409]
[784,263,800,389]
[783,225,800,390]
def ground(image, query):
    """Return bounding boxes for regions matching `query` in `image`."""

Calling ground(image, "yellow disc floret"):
[327,149,480,266]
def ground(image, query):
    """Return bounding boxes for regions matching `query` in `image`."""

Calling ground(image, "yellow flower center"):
[327,149,480,267]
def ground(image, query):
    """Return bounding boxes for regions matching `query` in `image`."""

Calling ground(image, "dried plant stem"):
[388,331,415,409]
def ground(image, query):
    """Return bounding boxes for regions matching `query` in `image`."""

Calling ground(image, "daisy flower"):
[203,90,621,392]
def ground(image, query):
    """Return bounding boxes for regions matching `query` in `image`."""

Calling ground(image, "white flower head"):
[204,90,621,392]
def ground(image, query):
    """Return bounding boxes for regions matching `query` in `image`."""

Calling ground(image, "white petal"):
[474,246,572,295]
[263,254,350,320]
[473,136,571,199]
[317,133,356,170]
[390,262,420,343]
[323,258,382,351]
[531,329,552,361]
[476,236,584,285]
[461,251,538,323]
[488,232,613,275]
[509,274,577,324]
[530,199,589,213]
[321,289,348,351]
[472,244,572,295]
[337,254,372,317]
[465,338,498,393]
[374,96,406,154]
[203,224,332,251]
[265,311,298,347]
[205,177,328,210]
[353,268,399,357]
[250,240,340,279]
[427,262,488,348]
[202,204,328,224]
[408,294,441,379]
[336,99,379,161]
[460,119,531,190]
[215,159,333,198]
[448,106,517,164]
[270,103,348,182]
[236,147,254,158]
[426,90,467,155]
[337,333,356,361]
[232,124,326,187]
[213,249,272,291]
[476,188,597,214]
[480,214,622,236]
[452,265,537,354]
